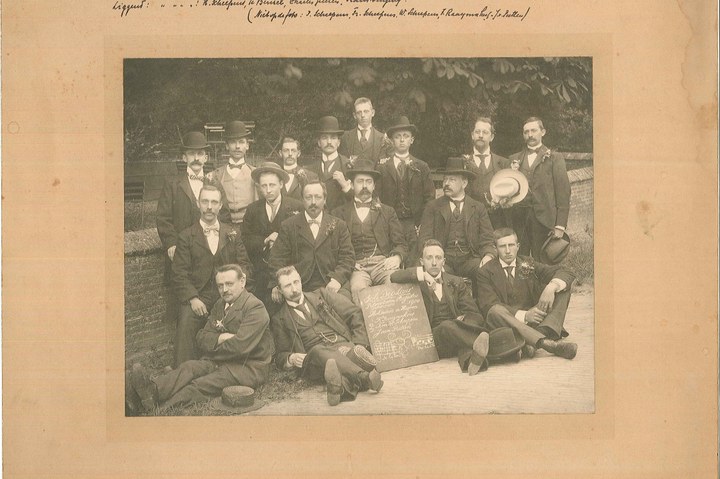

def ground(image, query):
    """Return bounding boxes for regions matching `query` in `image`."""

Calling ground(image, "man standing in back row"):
[339,97,388,165]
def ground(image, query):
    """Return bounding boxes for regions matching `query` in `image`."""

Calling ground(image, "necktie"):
[475,154,489,170]
[323,160,335,175]
[360,129,368,145]
[228,162,244,169]
[397,160,406,179]
[504,266,515,290]
[203,224,219,235]
[188,174,204,181]
[292,303,308,321]
[451,199,463,219]
[268,202,279,222]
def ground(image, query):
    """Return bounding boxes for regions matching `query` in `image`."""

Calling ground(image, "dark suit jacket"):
[464,152,510,204]
[305,154,353,212]
[476,256,575,317]
[281,167,318,202]
[338,127,386,165]
[243,196,304,266]
[271,288,369,369]
[390,268,480,325]
[156,174,202,250]
[376,155,436,225]
[417,195,496,259]
[509,146,571,229]
[196,290,274,381]
[172,221,253,306]
[268,212,355,288]
[331,201,408,262]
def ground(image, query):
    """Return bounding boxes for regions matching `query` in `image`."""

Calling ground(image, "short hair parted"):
[302,180,327,198]
[354,97,373,109]
[199,184,222,198]
[492,227,518,246]
[422,238,445,253]
[281,137,300,150]
[275,265,299,282]
[474,116,496,134]
[216,263,246,280]
[523,116,545,130]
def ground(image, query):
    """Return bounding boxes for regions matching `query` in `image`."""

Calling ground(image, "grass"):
[565,228,594,291]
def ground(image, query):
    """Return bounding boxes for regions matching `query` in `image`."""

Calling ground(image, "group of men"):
[126,97,577,415]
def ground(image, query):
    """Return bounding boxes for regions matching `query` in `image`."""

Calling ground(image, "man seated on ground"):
[127,264,274,414]
[476,228,578,359]
[272,266,383,406]
[390,239,492,375]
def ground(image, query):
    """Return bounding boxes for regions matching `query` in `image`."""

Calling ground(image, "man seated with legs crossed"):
[272,266,382,406]
[477,228,578,359]
[391,239,491,375]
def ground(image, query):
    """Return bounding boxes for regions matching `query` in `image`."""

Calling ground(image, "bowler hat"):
[251,161,290,184]
[486,327,525,361]
[209,386,265,414]
[224,121,252,139]
[443,157,478,180]
[385,115,418,137]
[345,344,378,373]
[345,157,381,180]
[541,232,571,265]
[489,169,529,206]
[316,116,344,135]
[181,131,210,149]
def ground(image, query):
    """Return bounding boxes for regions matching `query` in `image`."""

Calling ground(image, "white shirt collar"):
[286,295,306,308]
[527,144,542,152]
[199,218,219,229]
[322,152,339,163]
[499,258,517,269]
[305,211,323,224]
[266,196,282,207]
[473,147,491,156]
[228,158,245,166]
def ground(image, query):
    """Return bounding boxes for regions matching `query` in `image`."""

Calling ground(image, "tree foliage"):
[124,57,592,166]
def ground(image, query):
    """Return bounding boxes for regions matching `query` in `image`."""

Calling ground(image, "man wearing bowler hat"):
[212,120,258,227]
[305,116,353,212]
[156,131,212,267]
[477,227,578,359]
[276,136,318,201]
[331,158,408,304]
[417,157,496,289]
[375,116,435,265]
[242,162,304,308]
[338,97,389,165]
[272,266,382,406]
[508,117,571,258]
[126,264,273,414]
[463,117,511,228]
[391,240,492,375]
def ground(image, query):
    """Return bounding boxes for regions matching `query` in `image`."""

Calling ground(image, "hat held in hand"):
[541,232,571,265]
[488,169,529,207]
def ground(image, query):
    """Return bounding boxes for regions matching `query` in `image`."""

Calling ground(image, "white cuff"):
[554,225,566,231]
[416,267,425,282]
[515,310,528,323]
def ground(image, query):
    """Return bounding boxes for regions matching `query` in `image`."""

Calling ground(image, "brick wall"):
[124,166,594,365]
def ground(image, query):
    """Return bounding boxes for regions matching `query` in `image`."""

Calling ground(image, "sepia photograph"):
[123,56,594,416]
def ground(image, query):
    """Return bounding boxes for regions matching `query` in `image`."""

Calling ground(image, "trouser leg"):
[303,344,366,401]
[512,206,532,256]
[527,213,551,260]
[349,268,372,305]
[174,304,206,368]
[161,363,238,408]
[432,320,488,371]
[154,359,217,404]
[486,304,545,346]
[400,219,418,265]
[536,289,571,339]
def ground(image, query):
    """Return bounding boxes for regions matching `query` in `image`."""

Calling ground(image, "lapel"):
[371,127,383,151]
[386,158,400,184]
[217,222,230,255]
[285,179,299,197]
[179,174,197,205]
[462,198,475,233]
[192,222,211,253]
[440,274,457,312]
[313,214,333,248]
[296,215,316,247]
[490,259,510,302]
[526,145,547,176]
[303,293,323,326]
[223,290,248,325]
[491,153,504,173]
[406,156,419,179]
[438,197,451,225]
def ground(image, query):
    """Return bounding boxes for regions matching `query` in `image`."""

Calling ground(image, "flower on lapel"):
[517,258,536,279]
[226,230,238,242]
[378,157,390,165]
[316,298,331,316]
[346,155,358,169]
[510,159,521,171]
[462,154,474,169]
[369,199,382,211]
[325,218,338,236]
[290,209,301,215]
[296,168,309,182]
[203,171,215,184]
[214,319,228,333]
[539,149,552,164]
[407,162,420,175]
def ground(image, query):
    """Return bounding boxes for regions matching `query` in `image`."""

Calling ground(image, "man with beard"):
[305,116,353,212]
[127,264,274,414]
[212,121,258,228]
[268,181,355,298]
[272,266,382,406]
[417,157,496,291]
[277,137,318,201]
[464,117,510,228]
[171,185,253,367]
[338,97,388,165]
[331,158,407,304]
[243,162,304,308]
[508,117,571,258]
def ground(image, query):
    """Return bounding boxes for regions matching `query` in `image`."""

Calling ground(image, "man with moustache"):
[268,181,355,299]
[331,158,407,304]
[508,117,571,258]
[391,240,492,375]
[272,266,382,406]
[127,264,274,414]
[464,117,510,228]
[277,137,318,201]
[338,97,388,165]
[212,121,258,228]
[477,228,578,359]
[417,157,496,289]
[156,131,211,266]
[305,116,353,212]
[242,162,304,307]
[375,116,435,265]
[171,185,253,367]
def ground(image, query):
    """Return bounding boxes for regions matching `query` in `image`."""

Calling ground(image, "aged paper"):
[3,0,717,477]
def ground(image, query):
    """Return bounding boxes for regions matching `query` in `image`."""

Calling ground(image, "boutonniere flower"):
[203,172,215,183]
[316,298,331,316]
[325,219,338,235]
[214,319,227,333]
[407,162,421,174]
[510,159,521,171]
[346,155,358,169]
[226,230,238,242]
[370,199,381,211]
[378,157,390,165]
[539,149,552,163]
[517,258,536,279]
[296,168,309,181]
[290,209,301,215]
[462,154,473,168]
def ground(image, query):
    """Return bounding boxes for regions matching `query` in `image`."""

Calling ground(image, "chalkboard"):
[357,283,439,372]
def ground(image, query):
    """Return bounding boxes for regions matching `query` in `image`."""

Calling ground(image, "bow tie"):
[307,219,321,226]
[285,168,297,174]
[188,174,204,181]
[527,148,540,155]
[475,153,489,159]
[355,200,373,208]
[203,224,219,235]
[228,162,245,169]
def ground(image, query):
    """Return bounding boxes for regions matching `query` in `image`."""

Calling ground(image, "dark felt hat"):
[209,386,265,414]
[385,115,418,137]
[345,157,381,180]
[251,161,290,184]
[487,327,525,361]
[225,121,252,139]
[316,116,344,135]
[541,232,571,265]
[443,157,478,180]
[181,131,210,149]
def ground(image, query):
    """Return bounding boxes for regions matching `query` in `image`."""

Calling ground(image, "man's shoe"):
[522,344,536,359]
[367,369,383,392]
[130,363,158,412]
[324,359,343,406]
[539,339,578,360]
[468,332,490,376]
